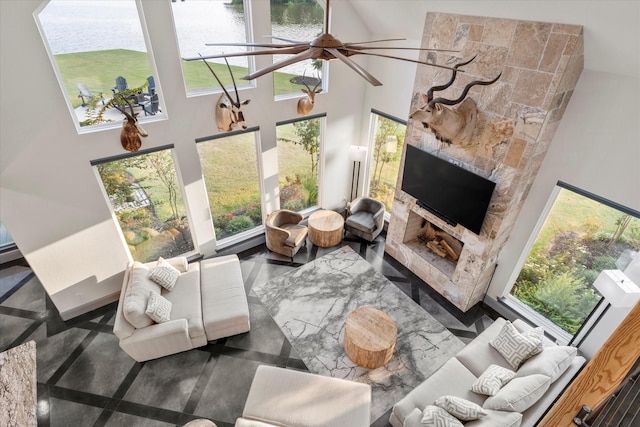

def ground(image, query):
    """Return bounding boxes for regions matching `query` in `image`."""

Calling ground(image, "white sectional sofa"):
[113,255,250,362]
[235,365,371,427]
[390,317,586,427]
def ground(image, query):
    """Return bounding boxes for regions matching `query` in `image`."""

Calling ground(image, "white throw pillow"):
[516,346,577,383]
[421,405,463,427]
[470,364,517,396]
[123,264,162,328]
[434,395,487,421]
[145,292,172,323]
[483,374,551,412]
[148,257,180,291]
[490,321,542,369]
[522,326,545,356]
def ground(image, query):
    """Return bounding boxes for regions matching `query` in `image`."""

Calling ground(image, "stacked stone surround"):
[385,13,584,312]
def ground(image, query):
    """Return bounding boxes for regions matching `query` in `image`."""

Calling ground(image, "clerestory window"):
[35,0,163,132]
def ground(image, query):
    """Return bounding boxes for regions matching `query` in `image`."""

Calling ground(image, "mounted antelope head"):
[200,55,250,132]
[113,96,148,152]
[297,72,321,116]
[410,56,501,146]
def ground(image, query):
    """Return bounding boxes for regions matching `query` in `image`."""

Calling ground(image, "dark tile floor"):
[0,233,498,427]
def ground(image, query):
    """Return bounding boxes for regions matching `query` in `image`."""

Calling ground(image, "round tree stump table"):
[308,210,344,247]
[343,306,397,369]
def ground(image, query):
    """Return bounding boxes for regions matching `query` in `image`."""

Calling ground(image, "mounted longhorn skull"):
[199,55,251,132]
[297,72,322,116]
[410,56,501,145]
[113,96,148,152]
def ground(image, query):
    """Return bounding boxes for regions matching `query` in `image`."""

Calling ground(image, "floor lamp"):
[349,146,368,202]
[570,269,640,347]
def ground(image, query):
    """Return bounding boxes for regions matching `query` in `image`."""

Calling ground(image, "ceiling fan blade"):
[325,48,383,86]
[345,44,461,52]
[345,38,407,45]
[205,42,308,49]
[243,47,324,80]
[183,46,307,62]
[263,35,305,44]
[342,48,466,73]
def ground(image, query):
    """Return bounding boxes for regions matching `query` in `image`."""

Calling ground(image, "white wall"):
[0,0,370,319]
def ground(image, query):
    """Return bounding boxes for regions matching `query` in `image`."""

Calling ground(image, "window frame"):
[34,0,165,134]
[275,113,326,213]
[91,144,198,262]
[502,181,640,344]
[195,126,266,249]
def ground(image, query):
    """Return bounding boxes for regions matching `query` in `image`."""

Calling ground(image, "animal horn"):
[426,55,476,103]
[199,53,236,107]
[224,56,241,107]
[428,72,502,107]
[313,72,322,91]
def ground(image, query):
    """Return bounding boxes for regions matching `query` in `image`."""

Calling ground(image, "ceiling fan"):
[183,0,460,86]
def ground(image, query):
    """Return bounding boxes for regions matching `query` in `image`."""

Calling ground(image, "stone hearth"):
[386,13,584,311]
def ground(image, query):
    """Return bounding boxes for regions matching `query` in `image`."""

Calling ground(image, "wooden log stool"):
[343,306,397,369]
[308,210,344,247]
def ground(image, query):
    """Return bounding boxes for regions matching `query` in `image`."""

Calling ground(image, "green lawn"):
[54,49,309,108]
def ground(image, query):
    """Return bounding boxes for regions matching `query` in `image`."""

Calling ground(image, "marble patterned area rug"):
[252,246,465,422]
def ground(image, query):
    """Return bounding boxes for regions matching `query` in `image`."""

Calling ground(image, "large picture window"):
[367,111,406,214]
[172,0,251,94]
[36,0,161,130]
[94,147,195,263]
[276,116,324,212]
[197,130,263,242]
[269,0,325,98]
[508,183,640,339]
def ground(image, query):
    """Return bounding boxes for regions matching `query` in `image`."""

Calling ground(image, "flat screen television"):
[401,144,496,235]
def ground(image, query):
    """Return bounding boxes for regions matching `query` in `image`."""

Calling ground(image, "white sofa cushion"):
[242,365,371,427]
[470,364,516,396]
[434,396,487,421]
[149,257,181,291]
[163,262,205,339]
[483,374,551,413]
[145,292,172,323]
[123,263,162,328]
[466,410,523,427]
[515,346,577,383]
[490,321,542,369]
[421,405,463,427]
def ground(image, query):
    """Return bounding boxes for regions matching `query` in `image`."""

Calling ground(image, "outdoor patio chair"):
[142,93,160,116]
[77,83,105,107]
[111,76,128,94]
[145,76,156,97]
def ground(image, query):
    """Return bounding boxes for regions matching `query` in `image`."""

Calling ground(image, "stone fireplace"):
[385,13,584,312]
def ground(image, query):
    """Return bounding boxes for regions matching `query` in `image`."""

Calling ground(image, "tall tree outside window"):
[509,186,640,336]
[276,118,322,211]
[368,113,406,213]
[96,149,195,263]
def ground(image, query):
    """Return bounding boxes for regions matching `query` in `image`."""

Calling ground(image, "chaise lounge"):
[113,255,250,362]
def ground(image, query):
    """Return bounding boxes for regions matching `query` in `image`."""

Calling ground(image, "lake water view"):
[38,0,323,74]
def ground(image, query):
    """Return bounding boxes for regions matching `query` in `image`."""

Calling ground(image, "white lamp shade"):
[349,146,368,162]
[593,269,640,308]
[384,135,398,153]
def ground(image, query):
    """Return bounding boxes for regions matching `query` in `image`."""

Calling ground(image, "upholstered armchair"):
[265,209,308,260]
[345,197,385,242]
